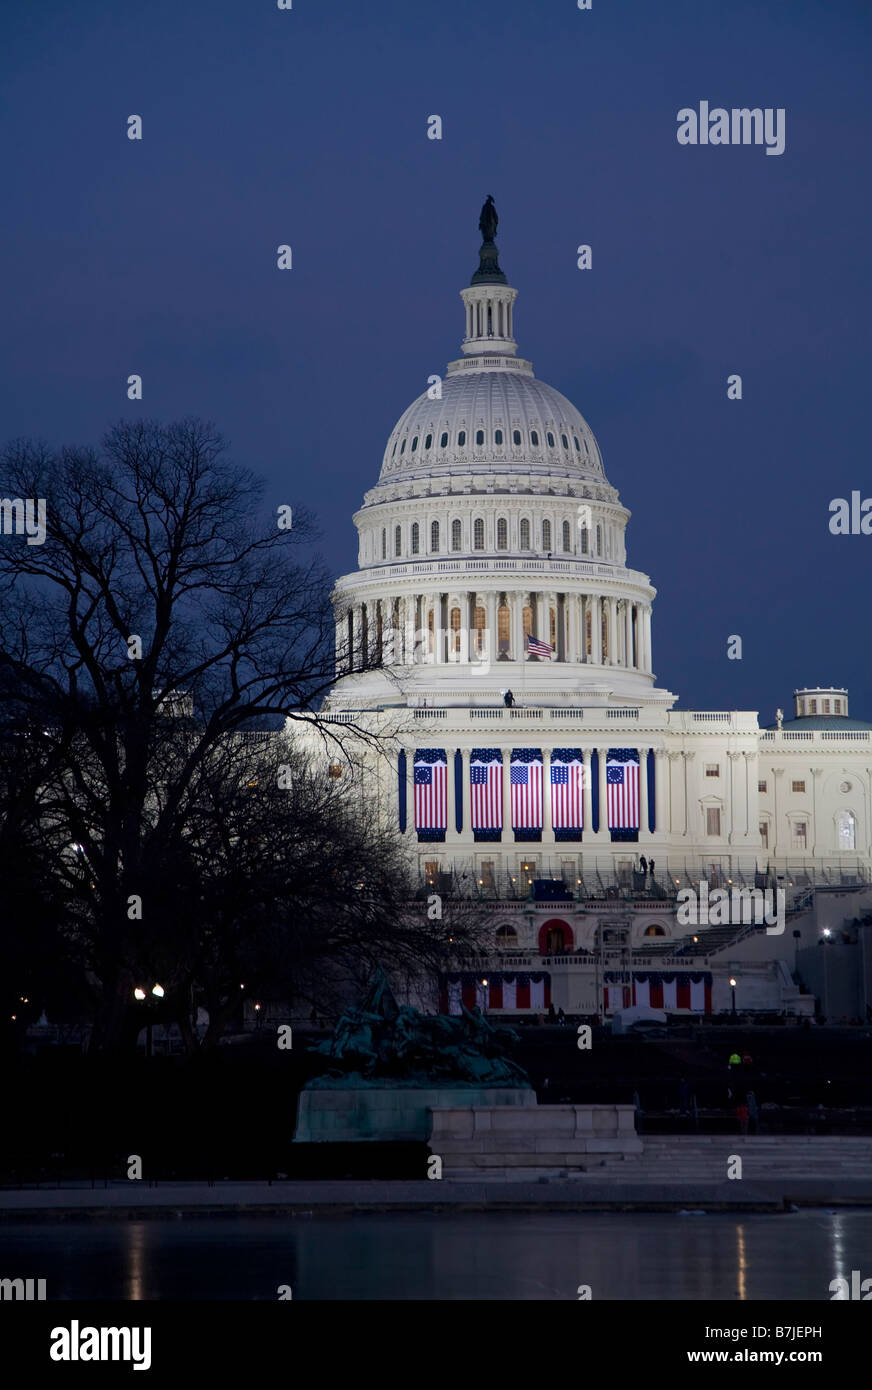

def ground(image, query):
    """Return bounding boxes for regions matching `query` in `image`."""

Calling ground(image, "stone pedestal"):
[294,1083,535,1144]
[429,1103,642,1177]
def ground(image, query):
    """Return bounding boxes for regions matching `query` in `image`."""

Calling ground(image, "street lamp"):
[729,977,737,1016]
[134,983,165,1055]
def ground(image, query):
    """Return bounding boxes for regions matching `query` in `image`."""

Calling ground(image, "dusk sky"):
[2,0,869,718]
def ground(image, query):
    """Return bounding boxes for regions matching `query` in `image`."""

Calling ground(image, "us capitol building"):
[296,200,872,1022]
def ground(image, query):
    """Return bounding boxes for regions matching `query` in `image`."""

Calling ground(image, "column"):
[668,751,682,844]
[592,596,602,665]
[607,597,618,665]
[727,751,740,844]
[565,594,577,663]
[597,745,609,839]
[654,749,668,836]
[556,593,566,662]
[643,607,653,673]
[624,601,633,669]
[771,767,784,859]
[582,748,593,836]
[638,747,650,840]
[512,590,524,663]
[810,766,823,856]
[486,591,497,667]
[683,752,697,838]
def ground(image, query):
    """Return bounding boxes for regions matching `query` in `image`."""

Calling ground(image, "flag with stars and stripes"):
[550,747,584,832]
[606,750,640,829]
[414,749,447,837]
[470,749,503,835]
[526,634,551,659]
[510,749,543,832]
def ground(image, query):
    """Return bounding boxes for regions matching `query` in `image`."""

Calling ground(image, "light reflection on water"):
[2,1210,869,1301]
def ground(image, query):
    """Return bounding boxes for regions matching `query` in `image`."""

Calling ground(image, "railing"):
[469,708,504,718]
[510,708,543,718]
[549,708,584,717]
[607,708,639,718]
[413,709,447,718]
[692,712,732,722]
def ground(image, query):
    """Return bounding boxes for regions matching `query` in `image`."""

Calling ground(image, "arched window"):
[450,606,461,654]
[580,525,588,555]
[394,525,402,557]
[473,517,485,550]
[411,435,418,452]
[381,528,386,560]
[561,433,569,449]
[495,428,503,445]
[562,520,571,552]
[497,517,508,550]
[542,519,552,551]
[596,524,602,554]
[440,431,448,448]
[458,430,466,446]
[392,441,397,457]
[473,605,486,654]
[530,430,539,446]
[498,603,510,656]
[837,811,856,851]
[431,520,439,553]
[451,518,462,551]
[424,433,432,449]
[400,438,406,454]
[475,429,484,446]
[644,924,666,937]
[573,436,580,451]
[495,924,518,947]
[513,429,521,446]
[411,522,419,555]
[547,431,555,447]
[520,518,530,550]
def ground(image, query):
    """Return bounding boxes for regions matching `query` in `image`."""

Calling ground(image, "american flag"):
[510,752,543,830]
[414,752,447,831]
[526,634,551,659]
[550,748,584,830]
[470,749,502,831]
[606,754,639,829]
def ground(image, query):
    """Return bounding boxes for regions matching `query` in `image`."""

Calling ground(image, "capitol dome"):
[327,200,670,713]
[378,371,607,490]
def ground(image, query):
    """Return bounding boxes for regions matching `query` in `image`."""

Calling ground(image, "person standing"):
[640,855,648,873]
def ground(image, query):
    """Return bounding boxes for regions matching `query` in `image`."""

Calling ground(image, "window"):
[440,431,448,448]
[475,429,484,446]
[411,435,418,452]
[498,603,510,655]
[792,780,805,794]
[546,431,554,446]
[458,430,466,446]
[411,522,419,555]
[573,436,580,451]
[792,821,808,850]
[758,780,767,793]
[644,924,666,937]
[561,433,569,449]
[496,924,518,947]
[424,433,432,449]
[544,924,566,953]
[520,859,537,889]
[495,428,503,445]
[497,517,508,550]
[520,518,530,550]
[759,821,769,849]
[450,607,461,654]
[834,699,842,713]
[838,811,856,851]
[400,438,406,454]
[705,764,720,778]
[430,520,439,552]
[531,430,539,446]
[480,860,496,894]
[706,807,721,836]
[580,525,588,555]
[392,441,397,457]
[513,429,521,446]
[473,605,486,654]
[424,860,439,885]
[451,518,462,551]
[473,518,484,550]
[562,520,571,551]
[822,700,830,714]
[381,528,386,560]
[596,524,602,554]
[542,520,552,550]
[549,606,557,651]
[328,763,342,779]
[809,699,817,714]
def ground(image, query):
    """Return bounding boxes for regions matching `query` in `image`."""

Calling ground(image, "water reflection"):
[4,1210,870,1301]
